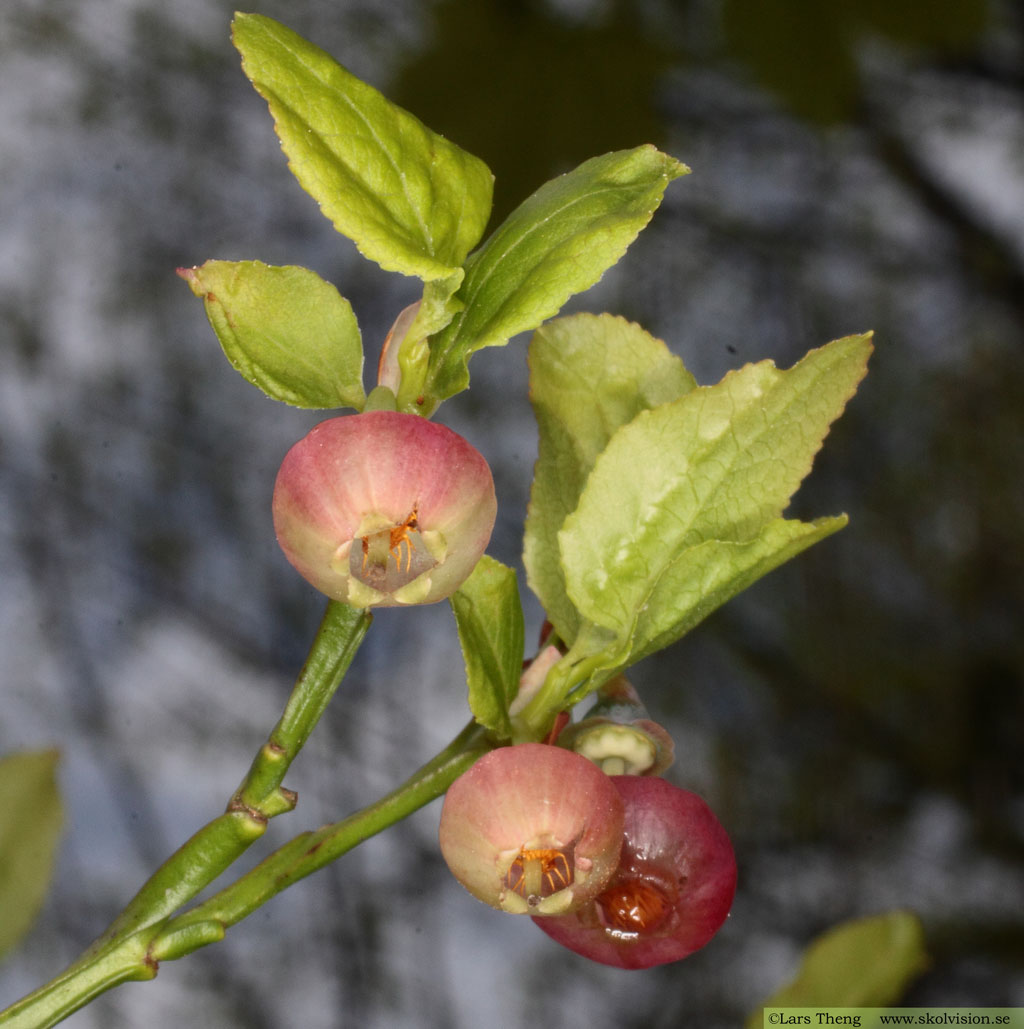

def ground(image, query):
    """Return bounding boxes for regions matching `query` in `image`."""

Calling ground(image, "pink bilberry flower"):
[272,411,496,607]
[533,776,736,968]
[438,743,625,916]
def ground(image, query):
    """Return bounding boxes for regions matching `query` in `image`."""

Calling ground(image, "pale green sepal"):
[419,530,448,563]
[523,313,696,644]
[560,334,872,635]
[180,261,365,410]
[499,891,531,914]
[422,146,689,409]
[529,890,575,915]
[569,724,658,776]
[0,750,63,961]
[363,385,398,412]
[232,14,493,280]
[347,577,385,608]
[498,881,575,914]
[747,911,928,1026]
[449,556,526,738]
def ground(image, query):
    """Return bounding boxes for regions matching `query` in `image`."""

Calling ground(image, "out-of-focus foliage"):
[0,751,63,962]
[747,911,929,1024]
[722,0,990,123]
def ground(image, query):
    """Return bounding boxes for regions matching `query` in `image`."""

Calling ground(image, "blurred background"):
[2,0,1022,1025]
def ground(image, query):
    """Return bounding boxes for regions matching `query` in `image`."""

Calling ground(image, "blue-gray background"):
[2,0,1022,1025]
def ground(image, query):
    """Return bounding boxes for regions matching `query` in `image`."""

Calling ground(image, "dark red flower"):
[533,776,736,968]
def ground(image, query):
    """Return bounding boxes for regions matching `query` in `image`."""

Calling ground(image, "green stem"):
[0,720,493,1029]
[154,718,493,943]
[96,601,370,947]
[233,601,372,813]
[513,623,620,740]
[0,601,371,1029]
[0,932,158,1029]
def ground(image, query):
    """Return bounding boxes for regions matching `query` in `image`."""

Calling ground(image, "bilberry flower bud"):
[272,411,496,607]
[533,776,736,968]
[438,743,625,916]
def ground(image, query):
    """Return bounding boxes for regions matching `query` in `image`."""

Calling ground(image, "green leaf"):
[392,272,467,412]
[747,911,928,1025]
[421,146,688,410]
[560,333,872,644]
[627,515,847,664]
[232,13,493,280]
[449,556,525,737]
[514,519,844,733]
[0,749,63,961]
[180,261,365,410]
[523,313,696,644]
[407,272,466,344]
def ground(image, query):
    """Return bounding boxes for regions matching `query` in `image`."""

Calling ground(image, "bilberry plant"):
[0,12,872,1026]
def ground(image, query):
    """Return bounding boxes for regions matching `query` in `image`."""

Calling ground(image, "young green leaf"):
[449,556,525,737]
[421,147,688,411]
[626,515,847,665]
[747,910,928,1025]
[560,334,872,643]
[393,271,466,412]
[232,13,493,280]
[180,261,365,410]
[523,313,696,644]
[0,750,63,961]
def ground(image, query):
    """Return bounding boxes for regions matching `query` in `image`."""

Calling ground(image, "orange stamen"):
[503,847,573,899]
[360,505,419,574]
[387,505,418,572]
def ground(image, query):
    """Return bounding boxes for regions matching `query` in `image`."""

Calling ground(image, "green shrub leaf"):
[450,556,525,737]
[232,13,493,280]
[180,261,365,409]
[748,910,928,1024]
[523,313,696,644]
[422,147,688,410]
[560,334,872,651]
[625,515,847,664]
